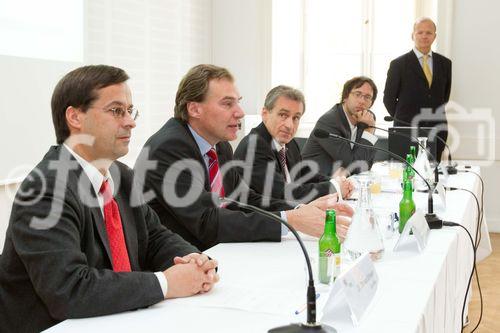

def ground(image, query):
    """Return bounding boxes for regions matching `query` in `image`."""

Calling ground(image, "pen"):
[294,293,320,315]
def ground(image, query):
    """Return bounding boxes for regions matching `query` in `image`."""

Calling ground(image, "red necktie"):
[206,148,225,198]
[100,180,131,272]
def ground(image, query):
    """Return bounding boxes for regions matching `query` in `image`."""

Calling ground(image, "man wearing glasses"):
[302,76,378,176]
[0,65,218,332]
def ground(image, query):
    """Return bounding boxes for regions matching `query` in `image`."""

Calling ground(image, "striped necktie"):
[206,148,225,198]
[278,147,289,182]
[100,180,131,272]
[423,54,432,87]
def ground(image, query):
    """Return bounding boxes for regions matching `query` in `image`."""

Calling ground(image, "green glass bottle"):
[399,180,416,233]
[319,209,341,284]
[403,153,415,184]
[409,145,417,164]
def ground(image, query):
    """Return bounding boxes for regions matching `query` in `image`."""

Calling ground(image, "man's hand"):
[286,204,326,238]
[174,253,219,293]
[164,254,219,298]
[286,200,354,238]
[334,176,355,199]
[308,193,338,210]
[358,110,376,134]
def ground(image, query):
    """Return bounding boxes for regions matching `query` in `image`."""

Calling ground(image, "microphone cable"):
[458,169,485,247]
[444,183,484,331]
[454,169,486,332]
[442,221,476,333]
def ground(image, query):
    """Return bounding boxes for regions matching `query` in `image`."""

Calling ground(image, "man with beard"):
[302,76,379,176]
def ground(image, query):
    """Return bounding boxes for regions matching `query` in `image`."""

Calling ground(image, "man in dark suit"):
[136,65,353,251]
[234,85,354,203]
[383,17,452,161]
[0,65,218,332]
[302,77,379,176]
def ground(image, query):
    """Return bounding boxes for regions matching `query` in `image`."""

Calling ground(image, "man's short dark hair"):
[51,65,129,144]
[264,85,306,113]
[174,64,234,123]
[340,76,378,106]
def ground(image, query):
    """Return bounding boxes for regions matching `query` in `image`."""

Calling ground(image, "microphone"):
[368,124,439,184]
[384,115,457,175]
[314,129,442,229]
[202,194,337,333]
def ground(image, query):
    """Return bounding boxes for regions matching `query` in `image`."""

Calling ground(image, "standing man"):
[383,17,452,161]
[234,85,354,203]
[0,65,218,332]
[302,76,379,176]
[136,64,353,251]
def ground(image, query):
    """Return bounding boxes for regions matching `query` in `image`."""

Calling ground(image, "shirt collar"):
[272,138,286,152]
[188,124,214,156]
[413,47,433,59]
[63,143,114,196]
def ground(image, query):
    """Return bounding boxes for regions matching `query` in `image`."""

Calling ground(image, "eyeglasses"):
[350,91,373,103]
[89,106,140,120]
[108,106,139,120]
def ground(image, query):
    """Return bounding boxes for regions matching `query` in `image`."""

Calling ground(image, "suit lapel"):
[90,204,113,263]
[258,122,287,174]
[408,51,428,87]
[337,104,353,139]
[181,123,211,191]
[431,54,440,89]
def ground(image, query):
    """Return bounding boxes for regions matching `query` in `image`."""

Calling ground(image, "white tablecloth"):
[46,167,491,333]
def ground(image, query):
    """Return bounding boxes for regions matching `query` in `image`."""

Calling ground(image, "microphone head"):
[313,128,329,139]
[384,116,394,122]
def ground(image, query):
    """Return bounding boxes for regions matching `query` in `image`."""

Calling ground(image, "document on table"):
[170,284,304,316]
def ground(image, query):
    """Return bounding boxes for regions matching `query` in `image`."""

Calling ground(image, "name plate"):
[394,210,430,252]
[321,253,378,327]
[436,181,446,208]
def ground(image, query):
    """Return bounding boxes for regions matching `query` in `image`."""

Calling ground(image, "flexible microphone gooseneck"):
[384,115,457,175]
[313,128,442,229]
[367,124,439,184]
[204,195,337,333]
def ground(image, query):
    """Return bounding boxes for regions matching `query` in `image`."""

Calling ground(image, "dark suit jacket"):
[383,50,452,159]
[135,118,293,251]
[0,145,197,333]
[233,122,335,202]
[301,103,376,176]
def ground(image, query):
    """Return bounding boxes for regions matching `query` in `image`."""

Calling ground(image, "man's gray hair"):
[263,85,306,113]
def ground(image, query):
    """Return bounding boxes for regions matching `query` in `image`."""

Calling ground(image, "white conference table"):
[47,166,492,333]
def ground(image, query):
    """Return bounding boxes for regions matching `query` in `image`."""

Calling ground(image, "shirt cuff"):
[361,130,378,145]
[280,211,289,236]
[154,271,168,298]
[330,178,343,201]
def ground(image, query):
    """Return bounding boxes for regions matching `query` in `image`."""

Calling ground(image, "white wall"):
[449,0,500,231]
[211,0,272,147]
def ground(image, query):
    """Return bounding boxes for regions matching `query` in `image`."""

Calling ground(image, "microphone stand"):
[215,196,337,333]
[369,125,439,185]
[314,130,442,229]
[384,115,457,175]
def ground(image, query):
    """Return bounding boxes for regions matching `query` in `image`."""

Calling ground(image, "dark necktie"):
[278,147,289,182]
[100,180,131,272]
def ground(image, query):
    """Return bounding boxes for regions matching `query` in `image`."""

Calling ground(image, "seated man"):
[234,85,353,203]
[301,76,378,176]
[135,64,353,251]
[0,65,218,332]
